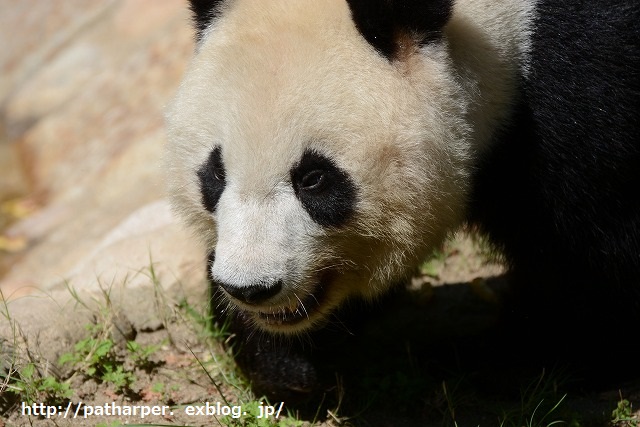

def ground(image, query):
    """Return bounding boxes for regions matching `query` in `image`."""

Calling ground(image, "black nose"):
[218,280,283,305]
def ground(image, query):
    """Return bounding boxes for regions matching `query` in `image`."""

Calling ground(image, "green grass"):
[1,288,72,408]
[611,394,639,427]
[2,254,637,426]
[176,296,311,427]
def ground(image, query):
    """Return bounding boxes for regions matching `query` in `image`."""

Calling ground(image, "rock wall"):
[0,0,206,300]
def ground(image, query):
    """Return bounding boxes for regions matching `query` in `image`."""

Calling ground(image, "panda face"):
[166,0,471,333]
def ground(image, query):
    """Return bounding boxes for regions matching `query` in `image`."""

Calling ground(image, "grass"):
[611,393,639,427]
[334,356,580,427]
[1,288,73,408]
[1,251,638,426]
[420,247,447,278]
[59,282,159,394]
[494,369,569,427]
[16,261,312,426]
[178,296,309,427]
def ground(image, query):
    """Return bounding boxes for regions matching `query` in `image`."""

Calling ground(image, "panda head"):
[166,0,471,334]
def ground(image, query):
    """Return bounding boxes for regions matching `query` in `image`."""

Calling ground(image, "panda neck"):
[445,0,536,155]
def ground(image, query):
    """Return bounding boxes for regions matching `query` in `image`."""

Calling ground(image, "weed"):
[151,381,165,394]
[143,255,179,346]
[59,324,135,392]
[612,394,639,427]
[177,296,232,343]
[58,325,163,393]
[228,400,305,427]
[524,394,567,427]
[442,380,461,426]
[3,363,72,405]
[181,296,317,427]
[497,370,572,427]
[420,248,447,278]
[95,421,123,427]
[60,283,163,393]
[1,289,73,415]
[127,340,163,371]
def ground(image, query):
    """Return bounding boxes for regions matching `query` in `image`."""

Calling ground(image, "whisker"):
[294,293,309,319]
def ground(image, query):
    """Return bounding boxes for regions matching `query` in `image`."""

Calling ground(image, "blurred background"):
[0,0,204,298]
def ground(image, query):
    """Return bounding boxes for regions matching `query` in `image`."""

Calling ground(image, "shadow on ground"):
[250,276,640,426]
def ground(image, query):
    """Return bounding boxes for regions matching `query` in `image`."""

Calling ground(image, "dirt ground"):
[2,234,639,427]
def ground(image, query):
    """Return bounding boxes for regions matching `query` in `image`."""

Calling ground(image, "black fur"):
[468,0,640,367]
[188,0,224,42]
[290,149,358,228]
[346,0,453,59]
[197,146,226,213]
[207,252,325,402]
[189,0,640,405]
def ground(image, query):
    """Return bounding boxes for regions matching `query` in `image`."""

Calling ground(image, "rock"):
[0,0,210,373]
[0,0,200,298]
[0,289,94,372]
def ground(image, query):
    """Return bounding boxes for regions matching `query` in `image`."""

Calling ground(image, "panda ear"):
[188,0,225,42]
[346,0,453,60]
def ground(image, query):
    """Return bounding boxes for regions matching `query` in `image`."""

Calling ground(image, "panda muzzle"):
[218,278,327,327]
[218,280,283,306]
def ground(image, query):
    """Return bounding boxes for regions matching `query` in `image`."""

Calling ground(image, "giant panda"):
[166,0,640,401]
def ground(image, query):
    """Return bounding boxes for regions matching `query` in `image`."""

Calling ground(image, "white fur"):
[166,0,534,333]
[446,0,537,154]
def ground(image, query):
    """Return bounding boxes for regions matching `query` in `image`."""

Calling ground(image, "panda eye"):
[212,164,225,181]
[290,149,357,227]
[300,169,326,191]
[210,151,226,181]
[197,146,226,213]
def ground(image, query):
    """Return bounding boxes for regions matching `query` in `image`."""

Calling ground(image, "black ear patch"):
[188,0,225,42]
[198,146,227,213]
[346,0,453,60]
[291,150,358,228]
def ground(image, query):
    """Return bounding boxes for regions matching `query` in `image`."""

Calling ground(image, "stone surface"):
[0,0,204,299]
[0,0,211,397]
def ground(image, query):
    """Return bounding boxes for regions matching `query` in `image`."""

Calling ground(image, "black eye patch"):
[290,149,358,227]
[197,146,226,213]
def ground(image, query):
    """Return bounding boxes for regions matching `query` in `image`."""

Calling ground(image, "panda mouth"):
[255,284,327,326]
[251,273,333,328]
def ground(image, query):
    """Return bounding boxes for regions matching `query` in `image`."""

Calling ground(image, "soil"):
[2,234,639,427]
